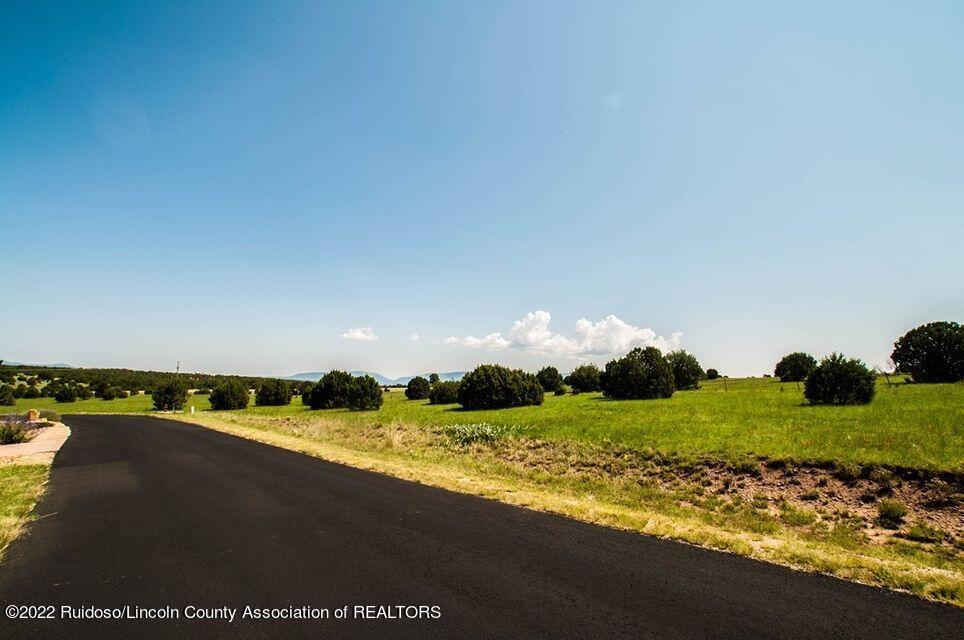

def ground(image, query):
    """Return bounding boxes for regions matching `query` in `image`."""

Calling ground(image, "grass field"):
[0,464,49,559]
[8,377,962,472]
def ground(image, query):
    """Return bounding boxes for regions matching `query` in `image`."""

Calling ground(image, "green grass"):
[7,377,962,471]
[0,464,49,559]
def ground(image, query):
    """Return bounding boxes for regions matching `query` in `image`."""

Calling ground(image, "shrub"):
[210,380,250,410]
[100,387,117,400]
[876,499,908,529]
[13,384,27,398]
[152,379,188,411]
[308,370,354,410]
[0,421,31,445]
[441,422,521,446]
[535,366,564,393]
[117,389,130,399]
[23,385,40,399]
[429,373,440,385]
[601,347,675,400]
[405,376,431,400]
[39,409,60,421]
[429,380,460,405]
[891,321,964,383]
[457,365,544,410]
[554,386,566,396]
[54,385,77,403]
[565,364,601,394]
[804,353,876,405]
[706,368,720,380]
[347,375,383,411]
[903,522,944,543]
[76,386,93,400]
[774,352,817,382]
[255,379,291,406]
[0,386,15,406]
[665,350,705,390]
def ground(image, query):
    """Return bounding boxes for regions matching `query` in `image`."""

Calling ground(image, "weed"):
[877,499,909,529]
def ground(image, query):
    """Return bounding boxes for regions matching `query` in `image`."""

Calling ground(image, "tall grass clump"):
[0,421,31,445]
[441,422,523,446]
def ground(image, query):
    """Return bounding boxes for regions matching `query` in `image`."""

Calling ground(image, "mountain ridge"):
[285,371,466,385]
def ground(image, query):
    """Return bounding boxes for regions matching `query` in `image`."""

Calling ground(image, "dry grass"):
[0,464,49,560]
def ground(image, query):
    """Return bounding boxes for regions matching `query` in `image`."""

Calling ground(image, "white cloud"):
[340,327,379,342]
[408,332,420,342]
[604,93,623,111]
[444,310,680,358]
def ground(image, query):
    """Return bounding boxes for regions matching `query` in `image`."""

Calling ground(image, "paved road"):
[0,415,960,639]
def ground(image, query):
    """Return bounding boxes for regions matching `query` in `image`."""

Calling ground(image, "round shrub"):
[100,387,117,401]
[308,370,354,410]
[210,380,250,410]
[255,379,292,406]
[803,353,876,405]
[535,366,564,393]
[23,385,41,399]
[774,352,817,382]
[77,386,93,400]
[706,368,720,380]
[0,386,15,406]
[152,379,188,411]
[117,389,130,399]
[457,365,544,410]
[429,373,440,384]
[565,364,601,394]
[13,384,27,398]
[891,321,964,383]
[429,380,460,405]
[601,347,675,400]
[405,376,431,400]
[54,385,77,403]
[347,375,383,411]
[666,350,705,390]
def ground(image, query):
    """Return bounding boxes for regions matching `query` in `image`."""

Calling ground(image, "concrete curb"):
[0,422,71,465]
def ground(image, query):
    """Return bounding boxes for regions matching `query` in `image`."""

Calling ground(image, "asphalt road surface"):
[1,415,960,639]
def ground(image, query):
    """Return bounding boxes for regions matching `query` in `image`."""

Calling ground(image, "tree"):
[804,353,876,405]
[774,352,817,382]
[601,347,675,400]
[429,373,440,385]
[891,321,964,383]
[347,375,383,411]
[457,365,544,410]
[210,380,250,410]
[23,385,41,399]
[255,379,292,406]
[308,370,354,410]
[0,386,15,406]
[76,386,93,400]
[665,350,705,390]
[55,385,77,403]
[706,368,720,380]
[152,379,188,411]
[405,376,431,400]
[429,381,460,405]
[566,364,602,394]
[13,383,27,398]
[535,366,564,393]
[100,387,117,400]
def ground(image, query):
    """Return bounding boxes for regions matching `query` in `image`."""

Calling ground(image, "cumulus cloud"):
[408,332,420,341]
[340,327,379,342]
[444,311,680,358]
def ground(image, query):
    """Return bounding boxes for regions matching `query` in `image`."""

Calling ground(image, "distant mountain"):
[0,359,72,368]
[286,370,466,385]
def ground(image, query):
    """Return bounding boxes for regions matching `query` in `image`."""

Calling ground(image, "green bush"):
[429,373,440,384]
[429,380,460,405]
[666,350,705,390]
[347,375,383,411]
[405,376,431,400]
[876,499,908,529]
[804,353,876,405]
[441,422,520,446]
[565,364,602,394]
[457,365,544,410]
[0,421,31,445]
[100,387,117,400]
[774,352,817,382]
[54,386,77,403]
[535,366,564,393]
[210,380,250,410]
[13,384,27,398]
[554,386,566,396]
[152,379,188,411]
[23,385,41,399]
[601,347,675,400]
[705,368,720,380]
[76,386,93,400]
[308,370,354,410]
[255,379,291,406]
[891,321,964,383]
[39,409,60,421]
[0,386,15,406]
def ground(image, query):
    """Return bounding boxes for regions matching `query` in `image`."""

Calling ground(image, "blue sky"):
[2,1,961,377]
